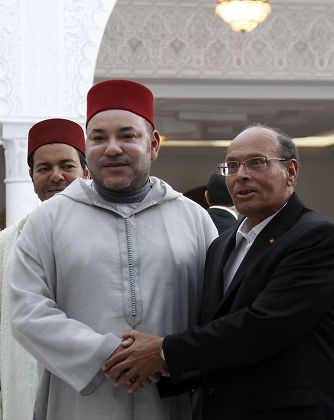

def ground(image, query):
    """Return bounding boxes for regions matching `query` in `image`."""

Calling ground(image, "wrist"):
[160,346,166,362]
[160,339,170,377]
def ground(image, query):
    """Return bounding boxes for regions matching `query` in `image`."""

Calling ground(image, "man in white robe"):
[9,79,217,420]
[0,118,88,420]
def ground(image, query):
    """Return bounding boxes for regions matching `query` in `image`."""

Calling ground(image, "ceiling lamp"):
[215,0,271,33]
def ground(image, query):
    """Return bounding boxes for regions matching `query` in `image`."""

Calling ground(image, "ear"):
[204,190,210,206]
[83,167,90,179]
[286,159,299,186]
[29,168,38,194]
[150,130,161,162]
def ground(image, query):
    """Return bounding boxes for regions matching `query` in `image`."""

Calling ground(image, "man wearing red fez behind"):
[0,118,88,420]
[9,80,218,420]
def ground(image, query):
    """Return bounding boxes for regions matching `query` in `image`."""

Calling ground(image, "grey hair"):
[243,123,299,161]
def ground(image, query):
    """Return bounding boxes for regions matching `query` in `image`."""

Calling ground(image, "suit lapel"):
[213,193,305,316]
[201,227,237,322]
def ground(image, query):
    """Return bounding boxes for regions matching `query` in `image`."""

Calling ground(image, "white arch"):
[0,0,117,225]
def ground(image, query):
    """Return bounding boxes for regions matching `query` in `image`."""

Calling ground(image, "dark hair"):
[206,173,234,207]
[28,149,87,174]
[78,151,88,172]
[244,123,299,161]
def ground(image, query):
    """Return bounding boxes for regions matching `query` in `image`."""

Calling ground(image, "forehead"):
[87,109,147,132]
[226,128,280,160]
[33,143,79,164]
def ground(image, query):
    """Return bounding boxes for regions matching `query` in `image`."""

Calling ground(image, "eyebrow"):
[118,126,137,132]
[88,128,106,135]
[226,152,267,160]
[89,126,138,134]
[35,159,77,167]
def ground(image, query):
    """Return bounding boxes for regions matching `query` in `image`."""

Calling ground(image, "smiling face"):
[30,143,87,201]
[86,109,160,193]
[225,127,298,228]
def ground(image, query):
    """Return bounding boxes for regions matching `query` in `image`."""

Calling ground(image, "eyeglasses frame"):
[218,157,289,177]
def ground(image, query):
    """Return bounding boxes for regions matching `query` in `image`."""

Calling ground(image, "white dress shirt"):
[223,207,285,293]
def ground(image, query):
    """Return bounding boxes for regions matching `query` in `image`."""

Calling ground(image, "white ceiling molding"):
[96,0,334,81]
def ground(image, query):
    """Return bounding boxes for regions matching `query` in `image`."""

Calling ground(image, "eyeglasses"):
[218,157,289,177]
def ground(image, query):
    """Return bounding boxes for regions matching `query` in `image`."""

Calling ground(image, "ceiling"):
[154,96,334,142]
[94,76,334,145]
[96,0,334,146]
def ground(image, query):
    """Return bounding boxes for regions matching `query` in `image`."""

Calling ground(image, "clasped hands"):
[102,330,169,393]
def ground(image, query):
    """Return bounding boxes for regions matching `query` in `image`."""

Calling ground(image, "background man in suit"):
[104,124,334,420]
[204,173,238,234]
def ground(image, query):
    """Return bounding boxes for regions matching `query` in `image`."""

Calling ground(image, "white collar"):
[209,206,238,219]
[236,203,287,246]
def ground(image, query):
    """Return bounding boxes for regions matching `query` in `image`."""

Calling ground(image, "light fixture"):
[215,0,271,33]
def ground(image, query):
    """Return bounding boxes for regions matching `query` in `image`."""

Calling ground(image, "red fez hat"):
[86,79,154,127]
[28,118,85,162]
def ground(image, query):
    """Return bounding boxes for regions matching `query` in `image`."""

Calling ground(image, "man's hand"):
[102,330,168,393]
[111,336,134,355]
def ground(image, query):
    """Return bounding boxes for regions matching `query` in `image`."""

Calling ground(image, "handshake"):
[102,330,169,393]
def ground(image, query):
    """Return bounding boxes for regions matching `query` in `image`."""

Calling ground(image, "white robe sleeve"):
[8,213,121,394]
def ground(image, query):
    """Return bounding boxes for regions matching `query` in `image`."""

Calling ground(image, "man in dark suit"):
[102,124,334,420]
[205,173,238,234]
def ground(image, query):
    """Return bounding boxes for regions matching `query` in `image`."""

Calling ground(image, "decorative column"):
[2,121,38,225]
[0,0,116,226]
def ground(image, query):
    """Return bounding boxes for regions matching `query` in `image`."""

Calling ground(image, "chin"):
[235,204,252,218]
[103,180,131,192]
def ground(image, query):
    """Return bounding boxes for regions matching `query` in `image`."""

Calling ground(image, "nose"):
[50,167,65,183]
[105,138,123,156]
[235,162,250,179]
